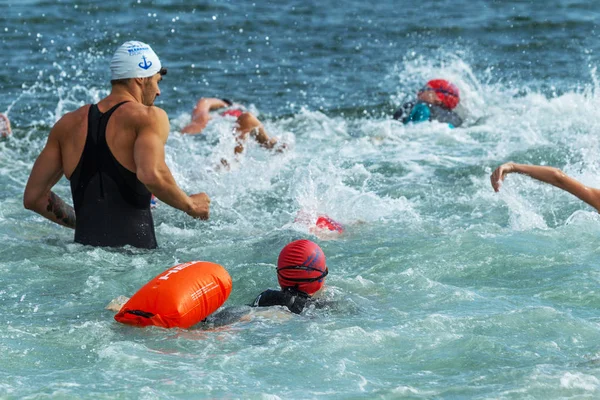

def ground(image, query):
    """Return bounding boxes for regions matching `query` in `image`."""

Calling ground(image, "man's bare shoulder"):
[104,103,169,144]
[119,103,168,121]
[51,105,90,137]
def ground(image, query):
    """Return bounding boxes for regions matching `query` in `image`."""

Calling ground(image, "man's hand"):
[188,192,210,220]
[490,162,515,192]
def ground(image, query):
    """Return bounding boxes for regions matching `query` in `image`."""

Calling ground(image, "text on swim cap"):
[127,46,151,56]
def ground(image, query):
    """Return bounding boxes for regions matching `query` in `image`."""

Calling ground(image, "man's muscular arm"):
[23,124,76,228]
[134,107,210,219]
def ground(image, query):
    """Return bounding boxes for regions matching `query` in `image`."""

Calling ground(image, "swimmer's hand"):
[0,113,11,137]
[274,141,288,153]
[490,162,516,192]
[105,296,130,313]
[188,192,211,220]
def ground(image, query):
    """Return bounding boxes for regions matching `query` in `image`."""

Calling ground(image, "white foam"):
[559,372,600,391]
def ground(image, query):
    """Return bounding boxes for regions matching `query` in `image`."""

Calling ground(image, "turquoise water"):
[2,0,600,398]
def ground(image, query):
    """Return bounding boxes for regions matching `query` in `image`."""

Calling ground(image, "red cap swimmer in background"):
[294,210,344,238]
[219,98,245,118]
[424,79,460,110]
[316,215,344,233]
[220,109,244,118]
[277,239,328,296]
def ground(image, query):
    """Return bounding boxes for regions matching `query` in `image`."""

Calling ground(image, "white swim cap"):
[110,41,164,80]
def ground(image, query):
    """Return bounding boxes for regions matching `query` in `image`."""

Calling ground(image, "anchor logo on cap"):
[138,55,153,70]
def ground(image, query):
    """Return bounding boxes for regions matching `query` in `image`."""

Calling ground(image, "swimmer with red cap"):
[0,113,11,137]
[251,239,328,314]
[393,79,463,128]
[181,97,283,154]
[294,210,344,240]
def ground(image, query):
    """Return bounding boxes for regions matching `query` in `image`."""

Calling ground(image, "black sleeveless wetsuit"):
[69,102,157,249]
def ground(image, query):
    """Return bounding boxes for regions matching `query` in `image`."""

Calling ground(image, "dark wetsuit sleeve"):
[429,104,463,128]
[252,289,287,307]
[447,112,463,128]
[251,289,308,314]
[392,101,414,122]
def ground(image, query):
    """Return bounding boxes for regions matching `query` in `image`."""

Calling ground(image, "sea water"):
[2,0,600,398]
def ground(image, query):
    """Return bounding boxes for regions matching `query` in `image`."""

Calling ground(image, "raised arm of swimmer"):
[491,162,600,212]
[135,107,210,219]
[23,121,76,228]
[0,113,11,137]
[181,98,230,134]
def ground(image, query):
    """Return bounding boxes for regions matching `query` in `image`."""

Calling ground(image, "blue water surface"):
[2,0,600,398]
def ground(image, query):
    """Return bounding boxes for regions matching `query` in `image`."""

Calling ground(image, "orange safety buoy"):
[114,261,232,329]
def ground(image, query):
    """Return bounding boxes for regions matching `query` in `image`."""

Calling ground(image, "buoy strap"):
[124,309,155,318]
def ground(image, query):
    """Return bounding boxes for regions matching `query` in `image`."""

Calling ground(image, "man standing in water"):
[23,41,210,249]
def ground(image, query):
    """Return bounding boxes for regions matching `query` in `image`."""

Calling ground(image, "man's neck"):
[108,84,142,104]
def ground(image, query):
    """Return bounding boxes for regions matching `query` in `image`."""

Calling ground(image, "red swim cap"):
[426,79,460,110]
[316,215,344,233]
[277,239,328,296]
[220,109,244,118]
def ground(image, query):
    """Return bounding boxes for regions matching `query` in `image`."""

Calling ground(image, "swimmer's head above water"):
[417,79,460,110]
[109,41,167,106]
[276,239,328,296]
